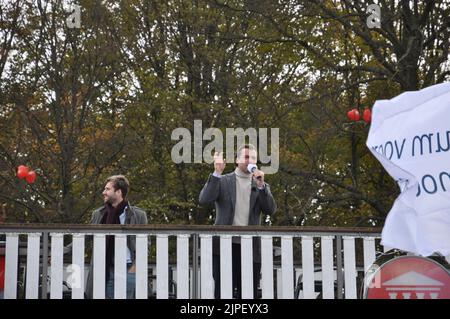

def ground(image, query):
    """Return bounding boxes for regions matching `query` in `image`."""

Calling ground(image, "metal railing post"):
[192,233,199,299]
[41,231,49,299]
[336,235,344,299]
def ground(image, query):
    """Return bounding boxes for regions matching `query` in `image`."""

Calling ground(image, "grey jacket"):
[85,204,147,299]
[199,172,276,261]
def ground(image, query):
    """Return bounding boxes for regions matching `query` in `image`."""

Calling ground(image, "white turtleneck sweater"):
[233,167,252,226]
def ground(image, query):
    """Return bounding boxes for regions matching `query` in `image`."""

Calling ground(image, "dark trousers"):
[105,263,136,299]
[213,243,261,299]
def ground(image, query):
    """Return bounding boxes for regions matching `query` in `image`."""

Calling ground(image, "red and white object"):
[365,256,450,299]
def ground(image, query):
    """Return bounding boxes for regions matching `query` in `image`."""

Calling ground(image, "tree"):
[0,0,448,227]
[0,1,127,222]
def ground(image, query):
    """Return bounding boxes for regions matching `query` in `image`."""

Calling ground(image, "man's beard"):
[104,196,114,204]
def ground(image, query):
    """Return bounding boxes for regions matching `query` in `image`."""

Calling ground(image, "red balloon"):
[353,109,360,121]
[347,110,354,121]
[26,171,36,184]
[363,108,372,123]
[17,165,29,179]
[347,108,360,122]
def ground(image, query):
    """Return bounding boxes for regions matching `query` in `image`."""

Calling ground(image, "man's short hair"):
[236,144,257,160]
[106,175,130,198]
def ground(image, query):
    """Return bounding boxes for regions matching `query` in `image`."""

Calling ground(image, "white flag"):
[366,82,450,256]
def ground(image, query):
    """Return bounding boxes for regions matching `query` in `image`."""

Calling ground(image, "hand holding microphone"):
[247,163,265,187]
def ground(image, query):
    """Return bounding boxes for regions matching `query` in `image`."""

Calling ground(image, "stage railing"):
[0,224,383,299]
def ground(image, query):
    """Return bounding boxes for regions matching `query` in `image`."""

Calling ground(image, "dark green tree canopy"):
[0,0,448,225]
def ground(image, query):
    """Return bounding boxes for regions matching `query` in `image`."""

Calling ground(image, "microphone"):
[247,164,262,180]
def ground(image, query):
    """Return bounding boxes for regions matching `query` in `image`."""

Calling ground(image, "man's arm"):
[140,210,148,224]
[199,174,221,205]
[258,183,277,215]
[199,152,225,205]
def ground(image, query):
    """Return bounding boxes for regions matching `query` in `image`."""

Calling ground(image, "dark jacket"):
[199,172,277,262]
[85,204,147,299]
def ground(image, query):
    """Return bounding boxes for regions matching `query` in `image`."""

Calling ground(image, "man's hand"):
[253,169,265,188]
[128,263,136,273]
[214,152,226,175]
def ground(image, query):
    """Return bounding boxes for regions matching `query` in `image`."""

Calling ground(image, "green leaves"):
[0,0,447,226]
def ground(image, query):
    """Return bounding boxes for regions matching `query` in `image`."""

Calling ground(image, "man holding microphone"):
[199,144,277,298]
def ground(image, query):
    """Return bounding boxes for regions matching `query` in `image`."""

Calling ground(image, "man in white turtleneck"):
[233,154,253,226]
[199,144,277,299]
